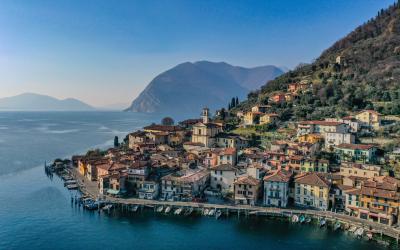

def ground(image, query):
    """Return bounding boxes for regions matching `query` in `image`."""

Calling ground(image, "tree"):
[235,97,239,106]
[161,117,174,126]
[220,108,226,120]
[114,136,119,148]
[231,97,236,108]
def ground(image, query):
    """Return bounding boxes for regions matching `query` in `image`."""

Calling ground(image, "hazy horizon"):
[0,0,394,106]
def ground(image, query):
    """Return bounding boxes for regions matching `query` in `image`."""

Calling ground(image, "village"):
[63,81,400,233]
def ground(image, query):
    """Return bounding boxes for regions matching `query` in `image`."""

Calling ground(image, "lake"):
[0,112,385,249]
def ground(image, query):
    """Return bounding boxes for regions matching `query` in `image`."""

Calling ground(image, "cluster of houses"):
[73,106,399,226]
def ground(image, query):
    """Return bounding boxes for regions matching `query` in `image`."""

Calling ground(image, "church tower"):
[202,107,210,124]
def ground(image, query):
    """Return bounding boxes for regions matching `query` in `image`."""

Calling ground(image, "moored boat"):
[334,221,341,231]
[165,206,171,214]
[208,209,215,216]
[348,226,357,233]
[156,206,164,213]
[174,208,182,215]
[291,215,299,223]
[354,227,364,238]
[203,208,209,216]
[305,217,311,223]
[299,215,305,223]
[215,210,222,219]
[184,207,193,216]
[319,218,326,227]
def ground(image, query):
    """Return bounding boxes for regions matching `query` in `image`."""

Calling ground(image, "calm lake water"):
[0,112,386,249]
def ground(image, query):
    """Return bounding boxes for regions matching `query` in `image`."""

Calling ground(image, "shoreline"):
[57,165,400,247]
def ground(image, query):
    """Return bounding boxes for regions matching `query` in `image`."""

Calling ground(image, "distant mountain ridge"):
[125,61,284,115]
[0,93,95,111]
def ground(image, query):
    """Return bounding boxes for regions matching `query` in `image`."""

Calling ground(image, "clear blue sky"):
[0,0,395,106]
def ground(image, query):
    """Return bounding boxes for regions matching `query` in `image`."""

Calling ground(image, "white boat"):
[366,232,373,240]
[165,206,171,214]
[208,209,215,216]
[174,208,182,215]
[203,208,209,216]
[291,215,299,223]
[157,206,164,213]
[354,227,364,237]
[102,204,113,211]
[66,184,79,190]
[131,205,139,212]
[348,226,357,233]
[215,210,222,219]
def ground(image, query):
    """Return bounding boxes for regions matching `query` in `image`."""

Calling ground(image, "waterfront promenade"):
[69,168,400,243]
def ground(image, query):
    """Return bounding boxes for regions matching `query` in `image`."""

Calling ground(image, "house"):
[297,121,348,137]
[300,158,329,173]
[128,130,150,148]
[270,140,288,153]
[344,188,362,216]
[294,172,331,210]
[214,133,248,150]
[334,143,377,163]
[325,117,360,133]
[325,132,355,149]
[179,119,202,129]
[339,162,381,178]
[217,148,237,166]
[357,176,400,225]
[243,111,263,125]
[234,175,261,205]
[355,110,382,130]
[297,133,324,144]
[251,105,271,113]
[263,170,292,207]
[86,159,109,181]
[260,113,278,125]
[160,168,210,201]
[107,172,128,196]
[210,164,240,192]
[270,92,286,103]
[126,162,150,194]
[138,179,159,200]
[191,108,223,147]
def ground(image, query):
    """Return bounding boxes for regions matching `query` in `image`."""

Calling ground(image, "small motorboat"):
[157,206,164,213]
[184,207,193,216]
[348,226,357,233]
[174,208,182,215]
[334,222,341,231]
[366,232,373,240]
[208,209,215,216]
[66,184,79,190]
[319,218,326,227]
[64,180,77,186]
[165,206,171,214]
[291,215,299,223]
[305,217,311,223]
[215,210,222,219]
[299,215,305,223]
[85,202,99,210]
[102,204,113,211]
[203,208,209,216]
[131,205,139,212]
[354,227,364,238]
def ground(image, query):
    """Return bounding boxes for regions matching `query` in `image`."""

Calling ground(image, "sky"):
[0,0,395,107]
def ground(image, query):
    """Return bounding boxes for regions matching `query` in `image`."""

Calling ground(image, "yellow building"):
[260,113,278,125]
[243,111,263,125]
[357,176,400,225]
[297,133,324,144]
[355,110,382,129]
[294,172,331,210]
[191,108,223,147]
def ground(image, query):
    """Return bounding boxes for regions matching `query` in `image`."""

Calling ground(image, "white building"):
[325,132,355,149]
[263,170,292,207]
[210,164,240,192]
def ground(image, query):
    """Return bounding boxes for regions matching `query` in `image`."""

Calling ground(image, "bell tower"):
[202,107,209,124]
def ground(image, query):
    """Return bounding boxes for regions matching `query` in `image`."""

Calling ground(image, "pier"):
[66,167,400,245]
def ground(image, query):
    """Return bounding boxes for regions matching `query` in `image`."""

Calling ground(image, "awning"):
[107,189,120,195]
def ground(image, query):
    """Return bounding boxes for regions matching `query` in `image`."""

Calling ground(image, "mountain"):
[125,61,284,115]
[238,2,400,120]
[0,93,95,111]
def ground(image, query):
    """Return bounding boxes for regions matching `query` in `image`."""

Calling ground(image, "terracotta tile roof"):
[212,164,238,171]
[143,124,183,132]
[219,148,236,155]
[295,172,330,188]
[263,170,292,182]
[336,143,375,150]
[234,175,260,186]
[299,120,344,126]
